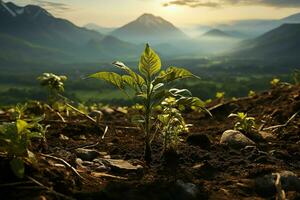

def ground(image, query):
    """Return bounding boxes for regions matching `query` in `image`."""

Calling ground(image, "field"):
[0,83,299,199]
[0,57,298,106]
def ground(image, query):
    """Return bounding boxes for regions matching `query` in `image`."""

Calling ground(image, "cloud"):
[30,0,71,13]
[163,0,300,8]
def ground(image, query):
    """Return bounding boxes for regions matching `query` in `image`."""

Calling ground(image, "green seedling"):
[216,92,225,99]
[270,78,280,87]
[0,117,47,178]
[89,44,207,164]
[248,90,256,97]
[158,97,190,154]
[37,73,67,104]
[228,112,256,133]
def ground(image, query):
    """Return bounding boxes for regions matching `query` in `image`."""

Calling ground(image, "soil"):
[0,84,299,200]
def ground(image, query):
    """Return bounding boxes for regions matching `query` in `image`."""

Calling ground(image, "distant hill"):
[207,12,300,39]
[282,13,300,22]
[0,33,73,63]
[231,24,300,59]
[84,23,115,34]
[111,13,188,44]
[0,1,139,63]
[201,29,233,39]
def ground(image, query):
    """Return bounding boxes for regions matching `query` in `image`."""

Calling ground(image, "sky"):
[10,0,300,27]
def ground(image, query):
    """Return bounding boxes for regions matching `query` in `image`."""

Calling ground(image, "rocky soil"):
[0,84,299,200]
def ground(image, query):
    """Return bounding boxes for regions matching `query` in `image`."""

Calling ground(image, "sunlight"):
[160,0,178,12]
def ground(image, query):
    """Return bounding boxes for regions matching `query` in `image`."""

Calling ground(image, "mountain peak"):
[0,1,52,18]
[111,14,187,44]
[138,13,156,18]
[136,13,167,25]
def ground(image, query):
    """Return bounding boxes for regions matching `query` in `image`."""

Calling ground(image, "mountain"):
[0,1,139,63]
[0,33,73,63]
[201,29,232,39]
[0,1,105,48]
[208,12,300,39]
[85,23,115,34]
[110,13,188,44]
[231,24,300,59]
[282,13,300,22]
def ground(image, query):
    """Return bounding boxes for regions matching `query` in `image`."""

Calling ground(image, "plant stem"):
[144,74,152,164]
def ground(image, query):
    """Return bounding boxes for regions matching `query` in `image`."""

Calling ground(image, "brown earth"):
[0,84,299,200]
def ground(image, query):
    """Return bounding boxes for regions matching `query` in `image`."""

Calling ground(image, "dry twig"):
[263,111,299,131]
[40,153,85,181]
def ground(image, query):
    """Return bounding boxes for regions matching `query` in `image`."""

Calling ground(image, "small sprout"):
[228,112,256,133]
[38,73,67,93]
[38,73,67,104]
[0,117,47,178]
[248,90,256,97]
[270,78,280,87]
[216,92,225,99]
[158,97,191,154]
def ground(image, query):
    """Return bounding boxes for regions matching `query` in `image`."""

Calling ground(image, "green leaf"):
[89,72,124,90]
[113,61,145,87]
[153,83,164,92]
[176,97,205,108]
[153,67,196,85]
[122,75,138,90]
[169,88,192,97]
[16,120,28,134]
[139,44,161,78]
[228,113,238,118]
[10,158,25,179]
[158,114,170,124]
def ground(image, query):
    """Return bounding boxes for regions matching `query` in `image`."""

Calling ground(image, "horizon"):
[7,0,300,28]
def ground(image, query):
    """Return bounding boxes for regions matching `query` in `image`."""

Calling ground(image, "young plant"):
[228,112,256,133]
[158,97,190,154]
[89,44,206,164]
[248,90,256,97]
[0,117,47,178]
[216,92,225,99]
[270,78,280,87]
[37,73,67,104]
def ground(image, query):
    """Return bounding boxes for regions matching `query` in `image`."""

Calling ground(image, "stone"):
[176,180,198,197]
[280,171,300,191]
[255,171,300,197]
[258,131,275,140]
[101,158,143,173]
[186,133,212,149]
[75,148,100,161]
[220,130,255,149]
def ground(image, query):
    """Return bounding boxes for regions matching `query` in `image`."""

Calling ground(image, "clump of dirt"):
[0,84,299,200]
